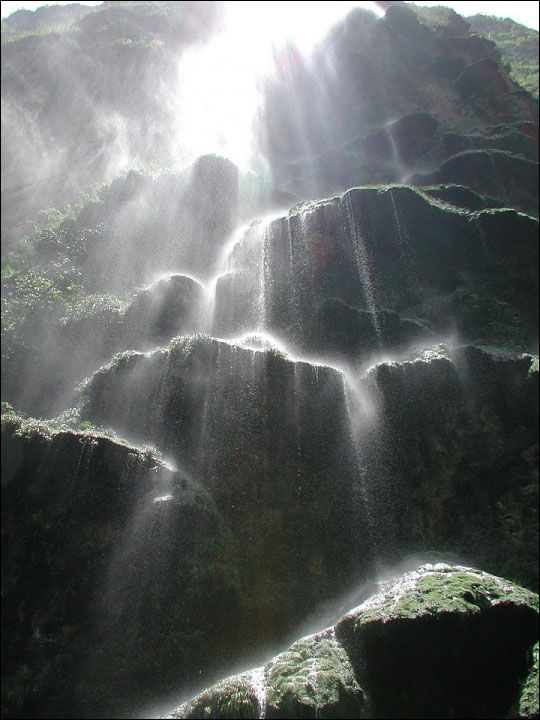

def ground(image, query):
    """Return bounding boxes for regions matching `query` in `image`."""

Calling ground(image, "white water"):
[384,121,410,183]
[344,194,382,345]
[246,667,267,719]
[389,188,413,252]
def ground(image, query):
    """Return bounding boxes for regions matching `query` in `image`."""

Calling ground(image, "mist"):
[2,2,538,719]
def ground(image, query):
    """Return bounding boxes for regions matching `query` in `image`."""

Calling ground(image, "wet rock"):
[264,630,367,719]
[169,564,538,720]
[179,155,240,278]
[511,642,540,719]
[315,298,430,357]
[167,630,367,719]
[359,345,539,590]
[421,184,503,211]
[216,187,537,357]
[169,671,263,719]
[2,274,205,417]
[335,564,538,719]
[79,334,366,655]
[259,3,537,199]
[121,274,205,347]
[1,412,240,718]
[410,149,539,216]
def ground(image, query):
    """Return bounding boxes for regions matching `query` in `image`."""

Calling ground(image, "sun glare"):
[167,1,382,171]
[225,1,383,56]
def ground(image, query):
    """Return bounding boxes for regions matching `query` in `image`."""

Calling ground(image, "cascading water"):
[344,194,382,346]
[3,2,538,719]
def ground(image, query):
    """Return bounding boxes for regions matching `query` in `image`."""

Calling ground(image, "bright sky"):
[1,1,539,30]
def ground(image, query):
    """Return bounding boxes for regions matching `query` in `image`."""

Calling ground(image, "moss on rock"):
[337,564,538,627]
[171,565,538,720]
[170,671,262,719]
[335,564,539,719]
[265,629,367,718]
[513,641,539,719]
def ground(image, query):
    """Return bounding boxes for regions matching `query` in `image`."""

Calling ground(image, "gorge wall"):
[1,2,538,718]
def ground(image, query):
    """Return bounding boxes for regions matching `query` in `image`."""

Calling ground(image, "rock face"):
[335,564,538,719]
[358,345,539,591]
[1,413,243,718]
[1,2,226,249]
[166,564,539,719]
[78,335,365,633]
[1,2,538,719]
[259,4,538,206]
[216,187,538,357]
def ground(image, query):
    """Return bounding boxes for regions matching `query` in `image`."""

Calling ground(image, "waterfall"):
[344,194,382,345]
[246,667,267,719]
[3,2,538,719]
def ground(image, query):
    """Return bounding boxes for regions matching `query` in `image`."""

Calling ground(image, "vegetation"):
[1,3,538,718]
[468,15,539,98]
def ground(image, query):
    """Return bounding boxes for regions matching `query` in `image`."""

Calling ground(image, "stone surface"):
[264,630,367,719]
[335,564,538,719]
[78,334,365,627]
[168,564,538,720]
[358,344,539,590]
[513,642,540,719]
[216,187,538,358]
[1,413,240,718]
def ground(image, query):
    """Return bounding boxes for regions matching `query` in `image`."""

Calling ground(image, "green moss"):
[517,642,539,718]
[265,631,367,718]
[349,565,539,626]
[181,672,260,719]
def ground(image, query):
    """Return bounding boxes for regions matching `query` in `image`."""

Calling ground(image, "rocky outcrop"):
[260,3,538,203]
[513,642,539,719]
[2,3,538,718]
[78,335,365,631]
[215,187,538,358]
[357,345,539,590]
[335,564,538,719]
[166,564,539,719]
[1,413,240,718]
[274,115,539,209]
[409,149,539,217]
[1,273,205,417]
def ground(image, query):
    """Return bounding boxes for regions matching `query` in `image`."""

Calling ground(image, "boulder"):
[264,630,367,719]
[335,564,538,719]
[168,564,539,719]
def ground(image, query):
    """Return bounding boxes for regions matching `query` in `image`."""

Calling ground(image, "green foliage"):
[517,642,539,719]
[468,15,539,98]
[353,567,538,626]
[2,269,71,336]
[1,401,16,417]
[1,178,129,356]
[1,21,78,44]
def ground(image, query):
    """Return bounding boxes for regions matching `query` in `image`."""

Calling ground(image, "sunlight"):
[166,1,382,170]
[225,1,383,56]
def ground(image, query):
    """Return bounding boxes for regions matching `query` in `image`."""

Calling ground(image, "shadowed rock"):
[166,564,538,719]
